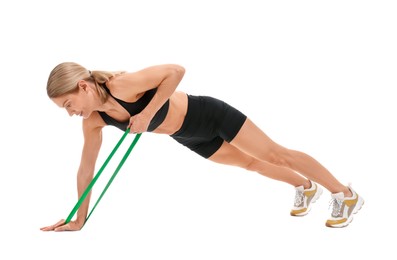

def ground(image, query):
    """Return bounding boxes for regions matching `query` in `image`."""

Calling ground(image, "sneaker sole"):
[326,196,364,228]
[291,186,323,216]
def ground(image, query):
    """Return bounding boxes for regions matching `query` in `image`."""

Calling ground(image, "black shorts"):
[170,95,247,158]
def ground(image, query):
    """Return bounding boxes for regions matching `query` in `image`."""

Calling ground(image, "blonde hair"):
[46,62,125,103]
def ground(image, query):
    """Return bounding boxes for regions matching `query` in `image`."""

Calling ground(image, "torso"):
[89,87,188,135]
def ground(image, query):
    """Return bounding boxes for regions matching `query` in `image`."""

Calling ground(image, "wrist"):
[75,216,86,226]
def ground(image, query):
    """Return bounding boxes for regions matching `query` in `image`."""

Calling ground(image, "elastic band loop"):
[65,129,141,226]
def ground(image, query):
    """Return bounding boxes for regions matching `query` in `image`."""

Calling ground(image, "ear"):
[77,80,89,92]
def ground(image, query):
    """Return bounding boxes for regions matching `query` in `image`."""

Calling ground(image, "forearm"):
[75,167,95,224]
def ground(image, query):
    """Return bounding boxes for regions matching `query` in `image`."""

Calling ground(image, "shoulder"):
[106,72,141,95]
[106,72,136,89]
[106,71,153,102]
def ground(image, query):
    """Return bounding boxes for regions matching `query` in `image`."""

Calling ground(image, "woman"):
[41,62,364,231]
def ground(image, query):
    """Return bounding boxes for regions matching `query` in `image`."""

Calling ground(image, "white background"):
[1,0,396,259]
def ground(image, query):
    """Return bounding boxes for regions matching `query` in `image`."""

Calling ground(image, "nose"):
[66,108,74,117]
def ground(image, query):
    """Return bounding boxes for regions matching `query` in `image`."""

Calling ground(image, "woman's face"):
[51,80,97,119]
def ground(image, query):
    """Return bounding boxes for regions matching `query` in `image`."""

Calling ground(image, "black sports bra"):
[98,85,169,132]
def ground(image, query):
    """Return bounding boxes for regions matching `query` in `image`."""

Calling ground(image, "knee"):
[243,158,260,172]
[267,149,292,167]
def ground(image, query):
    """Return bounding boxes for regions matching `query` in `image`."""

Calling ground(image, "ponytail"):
[47,62,125,104]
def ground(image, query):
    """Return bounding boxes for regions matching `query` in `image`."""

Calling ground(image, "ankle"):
[343,187,353,198]
[303,179,312,190]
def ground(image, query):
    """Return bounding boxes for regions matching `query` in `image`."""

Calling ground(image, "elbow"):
[171,64,185,78]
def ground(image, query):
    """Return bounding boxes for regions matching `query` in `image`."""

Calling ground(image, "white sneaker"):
[326,184,364,228]
[290,180,323,216]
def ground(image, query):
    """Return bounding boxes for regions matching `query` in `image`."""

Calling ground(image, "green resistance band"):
[65,129,142,227]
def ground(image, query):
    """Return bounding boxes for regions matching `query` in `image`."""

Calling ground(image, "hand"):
[128,112,151,133]
[40,219,84,232]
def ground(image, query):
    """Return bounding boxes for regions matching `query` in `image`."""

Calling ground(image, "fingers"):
[54,223,73,232]
[128,123,136,134]
[40,219,82,232]
[40,226,52,231]
[128,115,148,133]
[128,117,134,132]
[128,124,139,134]
[40,219,66,231]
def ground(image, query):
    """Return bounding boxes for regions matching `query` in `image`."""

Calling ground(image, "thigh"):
[230,118,289,161]
[209,140,255,168]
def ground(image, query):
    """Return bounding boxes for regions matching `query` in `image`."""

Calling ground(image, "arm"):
[40,115,104,231]
[136,64,185,126]
[109,64,185,133]
[74,120,103,226]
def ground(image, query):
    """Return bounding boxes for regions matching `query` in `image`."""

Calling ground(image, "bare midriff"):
[151,91,188,135]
